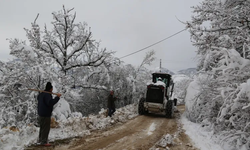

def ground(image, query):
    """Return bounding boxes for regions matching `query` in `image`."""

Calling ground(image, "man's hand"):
[57,93,62,97]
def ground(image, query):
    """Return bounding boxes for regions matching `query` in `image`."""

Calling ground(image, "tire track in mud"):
[56,113,177,150]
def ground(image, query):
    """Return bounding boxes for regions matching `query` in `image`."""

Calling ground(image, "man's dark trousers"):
[108,108,116,117]
[39,116,51,144]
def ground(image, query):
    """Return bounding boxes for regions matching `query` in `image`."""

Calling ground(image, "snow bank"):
[53,98,71,120]
[181,114,224,150]
[0,125,38,150]
[0,104,138,150]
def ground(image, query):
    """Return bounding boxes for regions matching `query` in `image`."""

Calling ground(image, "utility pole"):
[160,59,162,72]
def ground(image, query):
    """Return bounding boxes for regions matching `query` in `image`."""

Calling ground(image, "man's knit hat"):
[45,82,53,91]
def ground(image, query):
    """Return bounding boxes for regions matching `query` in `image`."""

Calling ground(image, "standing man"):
[107,90,117,117]
[37,82,61,146]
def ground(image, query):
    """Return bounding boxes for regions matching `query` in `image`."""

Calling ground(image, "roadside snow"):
[0,104,138,150]
[53,98,71,120]
[181,111,224,150]
[0,99,232,150]
[156,134,173,148]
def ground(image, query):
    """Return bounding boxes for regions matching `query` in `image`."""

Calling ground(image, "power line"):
[119,28,187,59]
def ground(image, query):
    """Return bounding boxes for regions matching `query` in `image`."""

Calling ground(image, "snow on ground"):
[147,122,156,135]
[181,114,224,150]
[0,104,228,150]
[182,75,228,150]
[0,104,138,150]
[0,91,232,150]
[149,111,225,150]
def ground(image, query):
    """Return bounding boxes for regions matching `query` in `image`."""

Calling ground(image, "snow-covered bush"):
[185,74,222,124]
[186,0,250,149]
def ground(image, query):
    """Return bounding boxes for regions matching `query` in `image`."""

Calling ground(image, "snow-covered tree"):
[187,0,250,149]
[0,6,155,128]
[1,6,118,127]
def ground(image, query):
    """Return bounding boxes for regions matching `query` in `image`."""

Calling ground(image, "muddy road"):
[26,105,198,150]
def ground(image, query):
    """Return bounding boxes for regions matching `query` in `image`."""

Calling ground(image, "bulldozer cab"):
[152,73,172,87]
[152,72,174,99]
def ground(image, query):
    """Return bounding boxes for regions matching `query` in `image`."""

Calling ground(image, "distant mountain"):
[177,68,196,77]
[153,67,175,75]
[172,74,190,83]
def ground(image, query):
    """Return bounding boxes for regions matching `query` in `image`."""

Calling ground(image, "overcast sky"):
[0,0,203,72]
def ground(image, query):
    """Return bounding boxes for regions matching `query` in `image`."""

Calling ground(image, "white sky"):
[0,0,203,72]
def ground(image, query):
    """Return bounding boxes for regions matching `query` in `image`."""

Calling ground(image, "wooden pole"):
[28,88,60,95]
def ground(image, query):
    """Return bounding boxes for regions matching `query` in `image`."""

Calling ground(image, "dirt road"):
[57,105,197,150]
[26,105,198,150]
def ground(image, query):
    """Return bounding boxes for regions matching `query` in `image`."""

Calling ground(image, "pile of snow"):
[0,104,138,150]
[53,98,71,120]
[0,125,38,150]
[156,134,173,148]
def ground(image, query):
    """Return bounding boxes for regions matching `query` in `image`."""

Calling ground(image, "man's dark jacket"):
[107,94,116,109]
[37,93,60,117]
